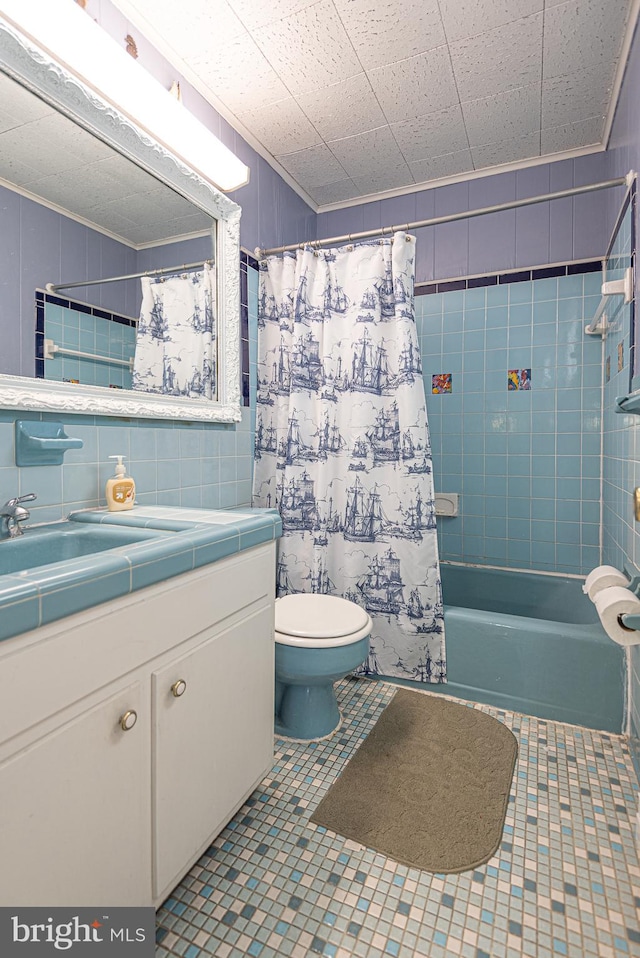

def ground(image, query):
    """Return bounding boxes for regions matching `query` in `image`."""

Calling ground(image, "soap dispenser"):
[105,455,135,511]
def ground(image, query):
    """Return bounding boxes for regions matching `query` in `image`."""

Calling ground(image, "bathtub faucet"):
[0,493,37,538]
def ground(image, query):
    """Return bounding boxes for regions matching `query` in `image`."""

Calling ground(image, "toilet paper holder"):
[618,611,640,632]
[617,565,640,631]
[585,563,640,634]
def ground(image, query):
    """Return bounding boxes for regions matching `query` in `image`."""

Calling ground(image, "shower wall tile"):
[418,266,602,575]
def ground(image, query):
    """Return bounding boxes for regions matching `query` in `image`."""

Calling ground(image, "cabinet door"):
[0,679,150,907]
[152,606,274,900]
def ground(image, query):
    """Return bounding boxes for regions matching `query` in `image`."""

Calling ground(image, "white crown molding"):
[108,0,622,222]
[25,0,635,241]
[316,144,608,214]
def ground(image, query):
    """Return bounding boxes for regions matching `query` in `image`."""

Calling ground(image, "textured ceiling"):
[111,0,637,209]
[0,71,213,246]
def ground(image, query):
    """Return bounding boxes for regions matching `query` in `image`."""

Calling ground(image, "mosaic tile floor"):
[156,679,640,958]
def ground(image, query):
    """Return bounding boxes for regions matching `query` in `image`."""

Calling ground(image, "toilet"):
[274,593,372,740]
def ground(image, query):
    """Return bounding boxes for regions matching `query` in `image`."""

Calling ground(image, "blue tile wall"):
[418,266,603,575]
[0,410,254,521]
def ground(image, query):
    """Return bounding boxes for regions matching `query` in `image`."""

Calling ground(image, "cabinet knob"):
[120,710,137,731]
[171,679,187,698]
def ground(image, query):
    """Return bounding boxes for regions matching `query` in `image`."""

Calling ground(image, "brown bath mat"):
[310,688,518,874]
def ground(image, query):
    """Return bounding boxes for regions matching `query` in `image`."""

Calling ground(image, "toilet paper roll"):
[583,565,630,600]
[593,586,640,647]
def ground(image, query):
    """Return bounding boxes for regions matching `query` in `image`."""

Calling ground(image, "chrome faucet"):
[1,493,37,538]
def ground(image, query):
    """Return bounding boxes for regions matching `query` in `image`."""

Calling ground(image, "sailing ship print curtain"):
[132,263,216,398]
[253,233,446,683]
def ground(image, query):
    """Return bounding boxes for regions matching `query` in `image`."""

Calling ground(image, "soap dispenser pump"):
[105,455,135,511]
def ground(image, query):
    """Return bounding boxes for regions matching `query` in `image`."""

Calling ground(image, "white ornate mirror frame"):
[0,19,242,423]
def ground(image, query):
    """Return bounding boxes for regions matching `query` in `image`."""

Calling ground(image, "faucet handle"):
[16,493,37,503]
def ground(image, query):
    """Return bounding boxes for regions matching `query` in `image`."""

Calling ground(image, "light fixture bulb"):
[0,0,250,192]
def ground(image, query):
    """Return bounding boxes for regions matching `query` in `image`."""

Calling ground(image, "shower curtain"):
[132,263,216,398]
[253,233,446,683]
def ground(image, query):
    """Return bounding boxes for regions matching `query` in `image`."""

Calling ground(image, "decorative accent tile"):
[432,373,452,394]
[156,678,640,958]
[507,367,531,390]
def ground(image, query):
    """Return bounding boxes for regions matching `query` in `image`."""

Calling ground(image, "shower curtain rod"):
[46,258,214,294]
[258,175,632,257]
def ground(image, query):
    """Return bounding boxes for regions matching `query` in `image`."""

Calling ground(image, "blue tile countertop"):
[0,506,282,644]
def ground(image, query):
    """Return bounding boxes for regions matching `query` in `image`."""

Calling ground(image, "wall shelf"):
[15,420,83,466]
[615,393,640,415]
[585,267,634,336]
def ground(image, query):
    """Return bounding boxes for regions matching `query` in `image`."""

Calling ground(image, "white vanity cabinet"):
[0,675,151,906]
[152,604,274,901]
[0,543,276,908]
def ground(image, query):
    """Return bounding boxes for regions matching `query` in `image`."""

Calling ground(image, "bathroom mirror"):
[0,18,242,422]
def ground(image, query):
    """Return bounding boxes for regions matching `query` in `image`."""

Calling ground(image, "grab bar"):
[44,338,134,370]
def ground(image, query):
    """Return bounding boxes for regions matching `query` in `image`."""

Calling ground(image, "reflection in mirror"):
[0,71,215,250]
[0,18,242,422]
[40,253,217,396]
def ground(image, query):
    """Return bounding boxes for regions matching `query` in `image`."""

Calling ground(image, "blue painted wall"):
[317,153,618,284]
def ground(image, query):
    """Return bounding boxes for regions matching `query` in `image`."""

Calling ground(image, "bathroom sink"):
[0,521,167,575]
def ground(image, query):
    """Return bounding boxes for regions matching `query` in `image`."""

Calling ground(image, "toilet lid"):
[275,593,370,639]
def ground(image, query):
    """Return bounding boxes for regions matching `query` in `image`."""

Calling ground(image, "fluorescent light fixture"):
[0,0,250,192]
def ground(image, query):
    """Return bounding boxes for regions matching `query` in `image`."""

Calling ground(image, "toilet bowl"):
[274,593,372,741]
